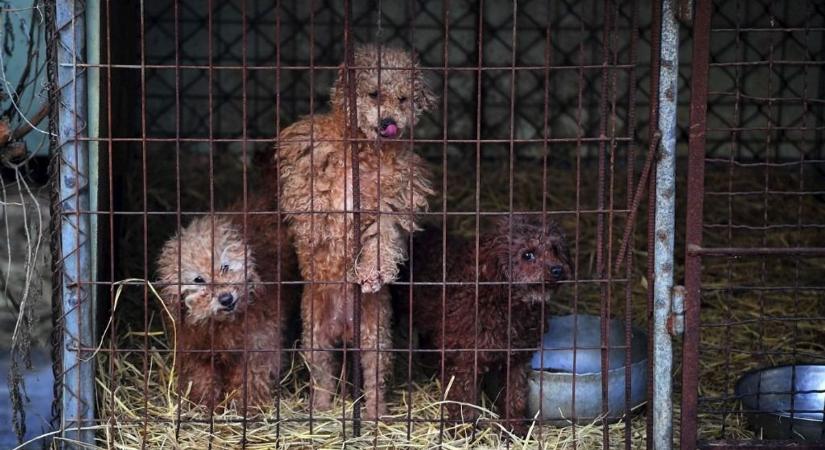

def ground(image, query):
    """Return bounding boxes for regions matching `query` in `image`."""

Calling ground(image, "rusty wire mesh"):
[38,0,706,448]
[681,0,825,447]
[39,0,825,448]
[79,1,657,448]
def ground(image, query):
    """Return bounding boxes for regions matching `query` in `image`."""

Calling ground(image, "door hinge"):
[668,285,685,336]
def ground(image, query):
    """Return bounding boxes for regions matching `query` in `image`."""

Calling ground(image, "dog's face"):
[157,216,260,326]
[485,216,572,301]
[331,44,437,140]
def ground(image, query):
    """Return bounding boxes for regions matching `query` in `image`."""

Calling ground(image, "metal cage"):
[43,0,825,449]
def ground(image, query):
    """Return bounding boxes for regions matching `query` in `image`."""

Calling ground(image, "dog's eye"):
[521,251,536,261]
[368,91,379,99]
[193,276,205,283]
[398,96,408,103]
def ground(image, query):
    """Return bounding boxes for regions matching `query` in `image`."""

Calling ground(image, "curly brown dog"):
[276,44,436,417]
[156,195,299,409]
[397,216,571,434]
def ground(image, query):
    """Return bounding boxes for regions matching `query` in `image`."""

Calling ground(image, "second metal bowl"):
[736,364,825,441]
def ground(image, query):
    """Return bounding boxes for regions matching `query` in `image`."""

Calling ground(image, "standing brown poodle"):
[156,195,299,409]
[276,44,436,417]
[398,216,571,433]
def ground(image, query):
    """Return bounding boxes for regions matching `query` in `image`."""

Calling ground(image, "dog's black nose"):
[549,265,565,280]
[379,117,396,130]
[218,293,235,307]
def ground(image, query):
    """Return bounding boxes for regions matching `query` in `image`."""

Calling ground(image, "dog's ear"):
[155,235,195,321]
[478,248,507,282]
[156,274,183,310]
[329,63,347,107]
[243,261,263,297]
[411,48,421,63]
[489,216,510,240]
[156,276,187,323]
[337,61,350,83]
[478,230,514,281]
[415,70,438,112]
[549,225,573,278]
[492,214,528,234]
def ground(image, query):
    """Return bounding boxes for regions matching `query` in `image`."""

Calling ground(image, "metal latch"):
[677,0,693,24]
[668,285,685,336]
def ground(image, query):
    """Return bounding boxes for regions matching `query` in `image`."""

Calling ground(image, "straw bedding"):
[95,332,651,449]
[84,159,825,449]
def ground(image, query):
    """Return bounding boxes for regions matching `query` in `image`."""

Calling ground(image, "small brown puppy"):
[399,216,571,434]
[156,195,299,408]
[276,44,436,417]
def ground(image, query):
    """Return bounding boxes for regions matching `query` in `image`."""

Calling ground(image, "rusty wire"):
[62,1,661,448]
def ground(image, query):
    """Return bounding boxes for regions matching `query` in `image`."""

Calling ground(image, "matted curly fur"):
[397,216,571,434]
[276,44,436,418]
[156,195,299,409]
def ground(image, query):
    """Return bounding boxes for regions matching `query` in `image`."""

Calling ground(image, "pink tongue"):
[382,123,399,138]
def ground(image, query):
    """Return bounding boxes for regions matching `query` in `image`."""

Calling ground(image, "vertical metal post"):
[86,0,100,323]
[653,0,679,448]
[342,0,363,436]
[681,0,712,449]
[54,0,94,447]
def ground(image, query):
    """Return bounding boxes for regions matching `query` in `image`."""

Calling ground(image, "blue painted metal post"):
[653,0,680,448]
[54,0,95,447]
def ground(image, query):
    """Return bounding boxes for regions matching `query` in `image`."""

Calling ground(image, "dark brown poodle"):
[396,216,571,434]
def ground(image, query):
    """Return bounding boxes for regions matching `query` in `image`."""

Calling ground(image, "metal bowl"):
[735,365,825,441]
[527,314,648,425]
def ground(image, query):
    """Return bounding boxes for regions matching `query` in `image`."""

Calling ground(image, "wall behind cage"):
[141,0,649,154]
[704,1,825,163]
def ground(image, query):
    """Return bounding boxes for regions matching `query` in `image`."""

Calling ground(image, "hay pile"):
[95,329,650,449]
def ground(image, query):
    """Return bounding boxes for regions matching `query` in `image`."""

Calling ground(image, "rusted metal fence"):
[681,0,825,449]
[43,0,825,449]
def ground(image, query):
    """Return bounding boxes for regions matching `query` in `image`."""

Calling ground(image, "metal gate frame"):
[45,0,689,448]
[680,0,710,447]
[52,0,96,446]
[653,0,682,448]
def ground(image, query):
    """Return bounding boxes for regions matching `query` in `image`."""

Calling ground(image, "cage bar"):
[36,0,703,448]
[53,0,96,447]
[652,0,680,448]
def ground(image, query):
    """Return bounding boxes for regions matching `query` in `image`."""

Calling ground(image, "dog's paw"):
[504,419,533,437]
[358,270,383,294]
[445,403,481,424]
[362,401,388,421]
[311,392,333,412]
